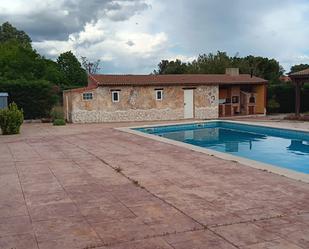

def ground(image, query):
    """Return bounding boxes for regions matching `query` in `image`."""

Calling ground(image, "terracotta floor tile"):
[28,202,80,221]
[98,238,173,249]
[0,233,38,249]
[22,181,64,197]
[91,218,157,245]
[80,202,136,223]
[213,223,280,247]
[37,238,101,249]
[33,216,100,243]
[0,199,28,218]
[25,191,71,207]
[0,216,33,237]
[164,230,235,249]
[0,166,16,175]
[65,184,117,205]
[242,238,303,249]
[1,122,309,248]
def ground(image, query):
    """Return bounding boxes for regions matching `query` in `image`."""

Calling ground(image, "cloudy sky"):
[0,0,308,73]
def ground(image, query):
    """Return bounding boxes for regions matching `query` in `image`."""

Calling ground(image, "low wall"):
[71,106,218,123]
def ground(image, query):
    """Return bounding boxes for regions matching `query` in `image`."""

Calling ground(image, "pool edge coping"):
[115,120,309,184]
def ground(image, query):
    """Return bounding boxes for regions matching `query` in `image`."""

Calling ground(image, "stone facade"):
[64,85,219,123]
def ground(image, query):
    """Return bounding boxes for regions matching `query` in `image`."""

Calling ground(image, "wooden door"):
[184,90,194,119]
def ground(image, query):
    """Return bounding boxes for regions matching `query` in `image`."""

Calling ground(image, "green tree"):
[0,40,44,80]
[153,51,284,84]
[57,51,87,87]
[238,56,284,83]
[41,59,62,85]
[0,22,31,48]
[290,64,309,74]
[0,80,58,119]
[189,51,232,74]
[154,59,188,74]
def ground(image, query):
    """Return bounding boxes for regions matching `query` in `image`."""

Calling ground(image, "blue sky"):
[1,0,308,74]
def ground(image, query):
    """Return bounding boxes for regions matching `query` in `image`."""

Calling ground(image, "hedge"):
[267,83,309,113]
[0,80,59,119]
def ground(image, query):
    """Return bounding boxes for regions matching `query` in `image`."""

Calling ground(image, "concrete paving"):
[0,121,308,249]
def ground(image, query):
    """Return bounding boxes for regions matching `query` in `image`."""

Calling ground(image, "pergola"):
[289,68,309,116]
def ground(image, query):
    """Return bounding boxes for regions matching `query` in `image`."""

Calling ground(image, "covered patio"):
[218,84,266,117]
[289,68,309,116]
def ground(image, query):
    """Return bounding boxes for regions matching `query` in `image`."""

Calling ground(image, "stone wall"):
[194,86,218,119]
[65,85,219,123]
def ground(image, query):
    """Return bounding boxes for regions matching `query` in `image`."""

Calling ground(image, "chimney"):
[225,68,239,76]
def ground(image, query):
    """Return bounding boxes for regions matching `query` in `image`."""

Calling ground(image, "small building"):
[63,68,267,123]
[279,75,291,83]
[0,92,8,109]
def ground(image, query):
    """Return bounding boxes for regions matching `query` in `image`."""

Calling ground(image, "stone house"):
[63,68,267,123]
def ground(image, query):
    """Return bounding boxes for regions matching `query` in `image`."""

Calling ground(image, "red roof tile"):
[290,68,309,76]
[90,74,267,86]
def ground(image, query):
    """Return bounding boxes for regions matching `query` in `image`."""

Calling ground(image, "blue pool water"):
[135,122,309,174]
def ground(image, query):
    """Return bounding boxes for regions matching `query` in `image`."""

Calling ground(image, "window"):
[219,99,226,104]
[232,96,239,104]
[249,95,255,103]
[112,91,120,102]
[83,92,93,100]
[155,90,163,101]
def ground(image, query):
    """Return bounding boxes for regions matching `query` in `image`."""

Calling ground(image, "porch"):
[218,84,266,117]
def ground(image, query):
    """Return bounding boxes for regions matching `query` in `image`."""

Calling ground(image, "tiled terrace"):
[0,121,308,249]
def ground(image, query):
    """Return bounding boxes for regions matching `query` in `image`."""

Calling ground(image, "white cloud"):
[69,22,105,45]
[4,0,309,73]
[33,16,170,73]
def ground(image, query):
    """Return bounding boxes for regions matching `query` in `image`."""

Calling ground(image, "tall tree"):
[57,51,87,87]
[0,22,32,48]
[153,51,284,84]
[189,51,232,74]
[154,59,188,74]
[0,40,43,80]
[290,64,309,74]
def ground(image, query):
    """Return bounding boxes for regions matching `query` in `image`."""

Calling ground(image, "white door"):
[184,89,194,119]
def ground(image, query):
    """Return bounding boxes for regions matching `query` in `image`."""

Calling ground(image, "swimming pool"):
[135,121,309,174]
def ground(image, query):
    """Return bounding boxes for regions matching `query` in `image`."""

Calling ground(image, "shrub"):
[284,114,309,121]
[0,102,24,135]
[267,83,309,113]
[267,98,280,113]
[284,114,299,120]
[267,84,294,113]
[53,118,66,126]
[301,115,309,121]
[50,106,64,121]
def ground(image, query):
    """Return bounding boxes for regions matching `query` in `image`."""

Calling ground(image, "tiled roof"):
[289,68,309,76]
[63,85,97,93]
[89,74,267,86]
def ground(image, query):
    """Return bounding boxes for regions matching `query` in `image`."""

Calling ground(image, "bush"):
[267,83,309,113]
[53,118,66,126]
[0,80,59,119]
[284,114,309,121]
[267,98,280,113]
[50,106,64,121]
[0,103,24,135]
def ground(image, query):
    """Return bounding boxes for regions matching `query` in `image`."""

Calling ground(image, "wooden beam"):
[295,82,301,116]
